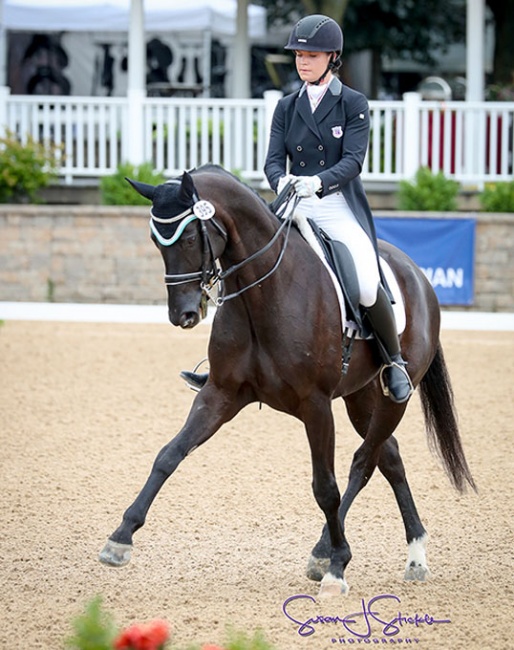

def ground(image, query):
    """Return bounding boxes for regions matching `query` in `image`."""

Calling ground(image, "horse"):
[99,164,475,597]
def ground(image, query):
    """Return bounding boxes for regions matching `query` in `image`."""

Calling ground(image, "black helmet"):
[284,14,343,55]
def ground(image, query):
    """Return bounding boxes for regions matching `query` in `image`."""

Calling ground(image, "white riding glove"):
[293,175,322,198]
[276,174,295,195]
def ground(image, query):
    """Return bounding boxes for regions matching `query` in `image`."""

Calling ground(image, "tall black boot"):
[365,286,414,404]
[180,370,209,392]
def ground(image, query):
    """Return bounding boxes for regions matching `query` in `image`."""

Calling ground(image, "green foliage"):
[65,596,117,650]
[255,0,465,66]
[47,278,56,303]
[100,162,165,205]
[65,598,277,650]
[223,628,277,650]
[479,181,514,212]
[183,628,276,650]
[0,129,58,203]
[396,167,459,211]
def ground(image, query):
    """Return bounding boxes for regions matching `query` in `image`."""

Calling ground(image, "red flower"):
[114,620,170,650]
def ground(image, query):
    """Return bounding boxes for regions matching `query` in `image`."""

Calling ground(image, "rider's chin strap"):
[311,53,341,86]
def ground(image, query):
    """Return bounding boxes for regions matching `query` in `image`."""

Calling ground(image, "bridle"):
[150,181,299,308]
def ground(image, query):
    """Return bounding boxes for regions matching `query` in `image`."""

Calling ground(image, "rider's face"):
[294,50,332,84]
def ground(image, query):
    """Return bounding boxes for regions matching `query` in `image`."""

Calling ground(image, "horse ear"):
[179,171,196,202]
[125,177,155,201]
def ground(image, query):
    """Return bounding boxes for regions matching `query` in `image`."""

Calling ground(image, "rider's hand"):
[276,174,295,195]
[293,175,322,198]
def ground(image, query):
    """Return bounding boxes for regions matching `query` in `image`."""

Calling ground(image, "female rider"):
[182,14,413,404]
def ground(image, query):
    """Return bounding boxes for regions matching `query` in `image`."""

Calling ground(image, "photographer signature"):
[282,593,451,638]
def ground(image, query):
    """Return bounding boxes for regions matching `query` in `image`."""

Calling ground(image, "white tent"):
[1,0,266,38]
[0,0,487,100]
[0,0,267,97]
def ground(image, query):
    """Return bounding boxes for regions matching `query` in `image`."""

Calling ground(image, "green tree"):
[487,0,514,86]
[257,0,465,56]
[259,0,349,26]
[259,1,512,91]
[343,0,465,95]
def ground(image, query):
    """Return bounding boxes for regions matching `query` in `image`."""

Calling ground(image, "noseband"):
[151,181,299,307]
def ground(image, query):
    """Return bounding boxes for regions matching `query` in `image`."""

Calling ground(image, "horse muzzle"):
[177,310,201,329]
[167,305,201,329]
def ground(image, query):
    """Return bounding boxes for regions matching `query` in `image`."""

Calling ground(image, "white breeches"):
[298,192,380,307]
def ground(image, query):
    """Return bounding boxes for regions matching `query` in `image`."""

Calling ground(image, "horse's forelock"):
[151,180,186,217]
[150,179,194,240]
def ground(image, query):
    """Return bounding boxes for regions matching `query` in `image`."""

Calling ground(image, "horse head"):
[128,171,226,328]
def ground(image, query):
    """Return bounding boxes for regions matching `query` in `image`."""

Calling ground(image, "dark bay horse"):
[99,164,475,597]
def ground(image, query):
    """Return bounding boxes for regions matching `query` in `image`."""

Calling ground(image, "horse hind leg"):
[377,436,430,581]
[346,386,430,581]
[307,387,430,584]
[306,436,429,583]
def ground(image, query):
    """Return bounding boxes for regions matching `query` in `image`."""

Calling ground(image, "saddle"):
[305,218,365,332]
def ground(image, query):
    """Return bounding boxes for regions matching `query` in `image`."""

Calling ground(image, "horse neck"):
[211,194,302,308]
[196,171,301,300]
[223,204,278,264]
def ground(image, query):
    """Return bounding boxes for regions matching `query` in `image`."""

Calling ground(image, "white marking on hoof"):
[98,539,133,567]
[319,572,349,598]
[404,534,430,581]
[306,555,330,582]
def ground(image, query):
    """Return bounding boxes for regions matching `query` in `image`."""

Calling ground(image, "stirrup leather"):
[379,360,414,400]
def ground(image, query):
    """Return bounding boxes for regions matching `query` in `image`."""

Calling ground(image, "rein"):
[156,181,300,307]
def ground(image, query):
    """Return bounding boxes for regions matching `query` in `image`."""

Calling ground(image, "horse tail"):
[418,342,477,493]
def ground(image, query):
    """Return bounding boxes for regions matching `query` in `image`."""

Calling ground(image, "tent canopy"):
[2,0,266,38]
[1,0,266,97]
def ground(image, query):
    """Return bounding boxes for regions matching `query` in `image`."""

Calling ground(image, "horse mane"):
[192,164,279,222]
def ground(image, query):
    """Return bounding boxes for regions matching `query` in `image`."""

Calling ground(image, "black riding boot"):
[180,370,209,392]
[365,286,413,404]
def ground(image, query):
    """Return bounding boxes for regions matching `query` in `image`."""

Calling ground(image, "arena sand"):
[0,321,512,649]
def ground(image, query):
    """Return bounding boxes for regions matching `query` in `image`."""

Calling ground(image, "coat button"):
[299,161,306,167]
[319,160,325,166]
[318,145,324,151]
[297,145,303,151]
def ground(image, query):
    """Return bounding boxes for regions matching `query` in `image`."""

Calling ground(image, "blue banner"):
[375,217,476,305]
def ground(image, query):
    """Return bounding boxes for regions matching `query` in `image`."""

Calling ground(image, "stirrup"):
[379,360,414,404]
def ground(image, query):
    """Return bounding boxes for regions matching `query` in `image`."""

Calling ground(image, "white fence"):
[1,86,512,186]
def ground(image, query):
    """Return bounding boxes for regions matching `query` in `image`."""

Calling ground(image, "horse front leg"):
[99,385,244,567]
[302,398,351,597]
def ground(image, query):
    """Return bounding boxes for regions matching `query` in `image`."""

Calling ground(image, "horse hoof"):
[98,539,133,567]
[404,561,430,581]
[306,555,330,582]
[404,534,429,581]
[319,573,349,598]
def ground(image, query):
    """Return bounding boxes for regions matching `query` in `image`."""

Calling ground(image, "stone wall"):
[0,205,513,311]
[0,206,163,304]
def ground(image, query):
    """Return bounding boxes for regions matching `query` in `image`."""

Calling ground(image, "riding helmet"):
[284,14,344,55]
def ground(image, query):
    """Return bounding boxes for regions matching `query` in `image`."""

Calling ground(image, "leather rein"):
[155,182,299,307]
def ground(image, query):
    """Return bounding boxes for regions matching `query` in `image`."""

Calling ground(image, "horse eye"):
[183,233,197,247]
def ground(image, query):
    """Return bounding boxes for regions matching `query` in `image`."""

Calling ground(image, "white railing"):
[145,97,268,182]
[1,87,513,186]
